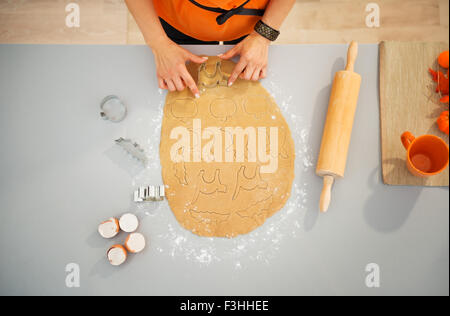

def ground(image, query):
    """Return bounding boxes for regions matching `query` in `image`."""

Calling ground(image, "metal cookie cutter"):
[115,138,148,165]
[198,60,230,90]
[134,185,165,202]
[100,95,127,122]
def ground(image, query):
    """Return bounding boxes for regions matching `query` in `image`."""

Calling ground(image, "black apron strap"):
[188,0,265,25]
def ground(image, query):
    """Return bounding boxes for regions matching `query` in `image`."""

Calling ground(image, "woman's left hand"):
[219,31,270,86]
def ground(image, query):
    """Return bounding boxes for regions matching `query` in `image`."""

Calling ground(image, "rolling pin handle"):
[345,41,358,72]
[319,175,335,213]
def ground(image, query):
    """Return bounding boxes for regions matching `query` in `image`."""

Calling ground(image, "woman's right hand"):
[151,38,207,98]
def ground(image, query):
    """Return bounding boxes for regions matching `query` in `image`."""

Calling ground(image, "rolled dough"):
[160,57,295,238]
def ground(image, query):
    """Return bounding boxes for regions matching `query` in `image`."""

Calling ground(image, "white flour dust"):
[124,77,315,268]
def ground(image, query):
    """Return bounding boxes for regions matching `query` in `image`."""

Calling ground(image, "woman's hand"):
[151,38,207,97]
[219,31,270,86]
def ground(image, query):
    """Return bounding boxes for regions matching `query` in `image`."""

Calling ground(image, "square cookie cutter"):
[134,185,165,202]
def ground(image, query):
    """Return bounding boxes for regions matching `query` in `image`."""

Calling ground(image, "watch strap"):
[254,20,280,42]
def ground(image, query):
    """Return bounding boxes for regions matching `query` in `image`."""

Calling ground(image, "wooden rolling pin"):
[316,41,362,213]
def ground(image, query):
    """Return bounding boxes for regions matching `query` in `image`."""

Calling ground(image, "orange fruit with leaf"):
[438,50,449,69]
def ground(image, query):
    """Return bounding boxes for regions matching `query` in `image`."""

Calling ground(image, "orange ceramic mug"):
[401,131,449,177]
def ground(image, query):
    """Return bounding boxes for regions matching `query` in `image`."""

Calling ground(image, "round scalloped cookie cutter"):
[100,95,127,122]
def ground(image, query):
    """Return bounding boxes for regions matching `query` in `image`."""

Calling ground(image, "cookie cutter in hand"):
[100,95,127,122]
[198,60,231,90]
[134,185,165,202]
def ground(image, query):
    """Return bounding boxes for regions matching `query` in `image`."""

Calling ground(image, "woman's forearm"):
[261,0,296,30]
[124,0,168,48]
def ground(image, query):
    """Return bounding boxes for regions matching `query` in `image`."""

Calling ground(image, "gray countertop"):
[0,44,448,296]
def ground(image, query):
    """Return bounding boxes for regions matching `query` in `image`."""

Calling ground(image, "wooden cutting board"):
[380,41,449,186]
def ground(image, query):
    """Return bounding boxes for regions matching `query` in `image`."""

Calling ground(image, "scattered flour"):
[123,77,315,268]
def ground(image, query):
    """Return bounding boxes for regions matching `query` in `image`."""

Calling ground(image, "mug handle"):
[401,131,415,150]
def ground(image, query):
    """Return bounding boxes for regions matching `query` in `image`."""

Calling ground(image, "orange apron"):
[153,0,268,42]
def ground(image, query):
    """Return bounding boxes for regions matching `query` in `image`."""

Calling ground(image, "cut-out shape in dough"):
[170,98,198,122]
[220,127,250,161]
[265,126,290,159]
[232,165,268,200]
[186,126,203,162]
[189,209,230,225]
[236,195,273,219]
[210,98,237,122]
[173,162,188,185]
[191,169,227,204]
[243,95,270,119]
